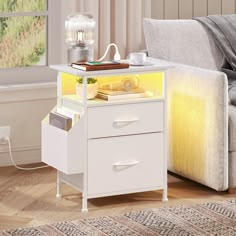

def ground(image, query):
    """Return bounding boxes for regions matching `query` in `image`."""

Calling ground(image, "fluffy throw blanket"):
[194,14,236,105]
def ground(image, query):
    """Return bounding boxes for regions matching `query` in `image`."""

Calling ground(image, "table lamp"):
[65,13,95,63]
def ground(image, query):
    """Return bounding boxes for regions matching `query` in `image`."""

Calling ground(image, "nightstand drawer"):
[87,133,164,196]
[88,101,164,138]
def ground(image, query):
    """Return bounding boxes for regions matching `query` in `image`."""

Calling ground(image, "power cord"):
[97,43,121,61]
[2,44,120,171]
[4,136,49,170]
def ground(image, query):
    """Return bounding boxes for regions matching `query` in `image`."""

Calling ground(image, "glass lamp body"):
[65,13,95,63]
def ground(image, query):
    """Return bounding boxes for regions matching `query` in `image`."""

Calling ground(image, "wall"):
[0,84,56,166]
[0,0,66,166]
[75,0,152,60]
[151,0,236,19]
[75,0,236,61]
[0,0,75,166]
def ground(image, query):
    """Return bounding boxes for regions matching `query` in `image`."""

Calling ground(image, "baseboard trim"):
[0,145,40,153]
[0,147,41,167]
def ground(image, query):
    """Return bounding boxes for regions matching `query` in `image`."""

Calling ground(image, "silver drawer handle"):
[113,118,139,123]
[113,160,140,167]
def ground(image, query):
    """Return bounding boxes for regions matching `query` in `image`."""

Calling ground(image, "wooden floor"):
[0,165,235,231]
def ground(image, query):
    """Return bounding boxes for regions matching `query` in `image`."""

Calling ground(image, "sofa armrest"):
[162,60,228,191]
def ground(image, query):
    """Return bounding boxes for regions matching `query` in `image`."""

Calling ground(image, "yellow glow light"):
[170,92,206,180]
[61,72,164,97]
[61,73,78,95]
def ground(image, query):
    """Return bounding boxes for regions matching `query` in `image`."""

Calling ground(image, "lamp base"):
[68,47,94,63]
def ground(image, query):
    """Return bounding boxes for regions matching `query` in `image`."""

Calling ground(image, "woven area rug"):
[1,199,236,236]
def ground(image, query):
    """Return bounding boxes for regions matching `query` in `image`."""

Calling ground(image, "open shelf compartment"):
[42,111,85,175]
[60,72,165,106]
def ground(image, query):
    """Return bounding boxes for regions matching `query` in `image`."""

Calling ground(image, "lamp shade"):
[65,13,95,47]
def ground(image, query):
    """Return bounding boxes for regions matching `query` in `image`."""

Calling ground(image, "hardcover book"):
[71,60,129,71]
[98,87,145,95]
[96,92,146,101]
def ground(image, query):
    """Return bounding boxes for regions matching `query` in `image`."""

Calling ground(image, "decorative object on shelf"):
[65,13,96,63]
[122,76,140,91]
[100,75,140,91]
[97,75,147,101]
[76,77,98,99]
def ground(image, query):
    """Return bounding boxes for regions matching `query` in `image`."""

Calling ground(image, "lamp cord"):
[97,43,121,61]
[4,136,49,170]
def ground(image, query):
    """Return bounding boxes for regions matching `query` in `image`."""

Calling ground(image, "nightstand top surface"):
[50,57,173,77]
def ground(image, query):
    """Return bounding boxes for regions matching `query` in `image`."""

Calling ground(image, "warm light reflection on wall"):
[170,92,206,181]
[61,72,164,97]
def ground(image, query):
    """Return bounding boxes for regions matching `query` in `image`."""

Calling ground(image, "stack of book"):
[96,88,146,101]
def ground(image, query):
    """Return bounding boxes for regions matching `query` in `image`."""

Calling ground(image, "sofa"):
[143,18,236,192]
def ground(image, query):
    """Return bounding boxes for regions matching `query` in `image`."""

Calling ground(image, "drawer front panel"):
[88,133,164,195]
[88,102,164,138]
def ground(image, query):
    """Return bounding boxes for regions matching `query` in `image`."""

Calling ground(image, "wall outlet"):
[0,126,10,144]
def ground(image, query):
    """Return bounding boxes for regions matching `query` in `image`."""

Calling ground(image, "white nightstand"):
[42,58,172,212]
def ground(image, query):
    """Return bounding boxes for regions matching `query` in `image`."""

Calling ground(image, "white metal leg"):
[162,71,168,203]
[82,193,88,212]
[56,171,62,198]
[82,76,88,212]
[162,187,168,202]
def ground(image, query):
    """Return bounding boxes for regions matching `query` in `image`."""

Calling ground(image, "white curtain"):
[74,0,151,60]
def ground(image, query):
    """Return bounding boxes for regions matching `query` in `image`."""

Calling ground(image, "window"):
[0,0,47,68]
[0,0,63,84]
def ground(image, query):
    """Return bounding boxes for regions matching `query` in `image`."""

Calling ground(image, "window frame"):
[0,0,63,84]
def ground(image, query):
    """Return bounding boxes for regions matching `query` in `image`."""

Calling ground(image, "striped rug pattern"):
[1,199,236,236]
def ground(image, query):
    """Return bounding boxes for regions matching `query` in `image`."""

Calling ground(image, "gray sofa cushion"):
[229,104,236,151]
[143,18,224,71]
